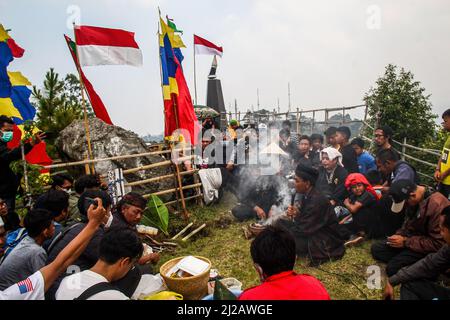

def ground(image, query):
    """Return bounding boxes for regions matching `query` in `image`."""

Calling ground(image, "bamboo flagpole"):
[72,23,95,174]
[157,12,189,219]
[171,93,190,219]
[193,34,198,105]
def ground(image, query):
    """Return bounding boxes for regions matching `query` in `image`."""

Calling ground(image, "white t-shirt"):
[0,271,45,300]
[55,270,129,300]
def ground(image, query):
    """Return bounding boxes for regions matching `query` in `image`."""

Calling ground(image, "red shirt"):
[238,271,330,300]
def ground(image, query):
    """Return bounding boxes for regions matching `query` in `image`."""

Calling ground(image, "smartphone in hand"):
[84,197,98,210]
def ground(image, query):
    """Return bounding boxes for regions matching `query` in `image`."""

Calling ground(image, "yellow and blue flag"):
[0,71,36,124]
[0,25,24,98]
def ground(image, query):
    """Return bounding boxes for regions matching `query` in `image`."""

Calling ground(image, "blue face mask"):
[1,131,13,143]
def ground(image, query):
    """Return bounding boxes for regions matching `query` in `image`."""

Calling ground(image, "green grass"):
[156,192,390,300]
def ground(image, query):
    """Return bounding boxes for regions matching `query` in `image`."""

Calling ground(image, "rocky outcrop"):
[56,118,175,197]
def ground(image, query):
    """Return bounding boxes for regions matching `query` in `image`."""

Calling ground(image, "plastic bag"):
[142,291,183,300]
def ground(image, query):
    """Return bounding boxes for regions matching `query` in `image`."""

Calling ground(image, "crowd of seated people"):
[1,110,450,300]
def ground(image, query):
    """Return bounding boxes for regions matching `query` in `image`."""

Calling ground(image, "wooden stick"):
[42,149,193,170]
[163,194,203,206]
[173,161,189,219]
[73,23,95,174]
[182,223,206,241]
[124,170,197,187]
[193,34,198,105]
[170,94,189,220]
[171,222,194,240]
[123,156,193,175]
[142,183,202,198]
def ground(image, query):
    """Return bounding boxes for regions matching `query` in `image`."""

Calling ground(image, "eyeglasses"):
[374,134,385,138]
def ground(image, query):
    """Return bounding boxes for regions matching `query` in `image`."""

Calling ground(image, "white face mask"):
[104,214,113,228]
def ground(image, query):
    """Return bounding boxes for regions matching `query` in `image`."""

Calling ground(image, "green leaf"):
[141,195,169,236]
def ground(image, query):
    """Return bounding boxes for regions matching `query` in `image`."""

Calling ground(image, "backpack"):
[74,282,118,300]
[0,228,28,264]
[46,222,83,254]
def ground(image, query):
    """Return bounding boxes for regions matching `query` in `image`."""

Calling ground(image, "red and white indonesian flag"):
[194,35,223,57]
[74,25,143,67]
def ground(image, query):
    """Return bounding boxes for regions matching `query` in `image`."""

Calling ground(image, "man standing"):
[293,135,313,168]
[335,126,359,173]
[310,134,324,169]
[371,180,448,277]
[374,125,393,150]
[351,137,376,174]
[0,116,45,230]
[435,109,450,199]
[324,127,339,149]
[279,129,296,158]
[282,120,298,146]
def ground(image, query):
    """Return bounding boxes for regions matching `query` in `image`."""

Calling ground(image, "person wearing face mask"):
[0,115,45,231]
[238,226,330,300]
[44,190,112,300]
[50,173,74,194]
[371,180,449,278]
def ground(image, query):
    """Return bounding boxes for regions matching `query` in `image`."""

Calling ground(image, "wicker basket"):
[248,223,266,236]
[160,256,212,300]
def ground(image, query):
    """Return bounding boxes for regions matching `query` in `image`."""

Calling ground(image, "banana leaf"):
[141,195,169,236]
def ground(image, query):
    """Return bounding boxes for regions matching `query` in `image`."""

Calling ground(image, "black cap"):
[389,180,417,213]
[295,163,319,184]
[337,126,351,139]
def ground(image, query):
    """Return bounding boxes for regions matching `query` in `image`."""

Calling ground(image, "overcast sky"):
[2,0,450,136]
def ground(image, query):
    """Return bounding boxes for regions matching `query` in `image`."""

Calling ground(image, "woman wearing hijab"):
[316,147,349,206]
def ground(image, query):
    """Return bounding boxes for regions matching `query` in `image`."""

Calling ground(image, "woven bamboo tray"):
[160,256,211,300]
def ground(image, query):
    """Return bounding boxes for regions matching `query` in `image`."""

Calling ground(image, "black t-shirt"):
[349,191,376,208]
[340,144,359,173]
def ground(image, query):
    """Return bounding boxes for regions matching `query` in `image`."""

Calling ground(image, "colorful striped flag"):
[0,25,24,98]
[159,17,200,144]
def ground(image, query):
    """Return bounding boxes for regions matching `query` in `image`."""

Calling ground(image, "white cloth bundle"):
[198,168,223,205]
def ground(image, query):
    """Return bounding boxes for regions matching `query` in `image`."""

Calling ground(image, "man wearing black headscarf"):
[276,164,347,265]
